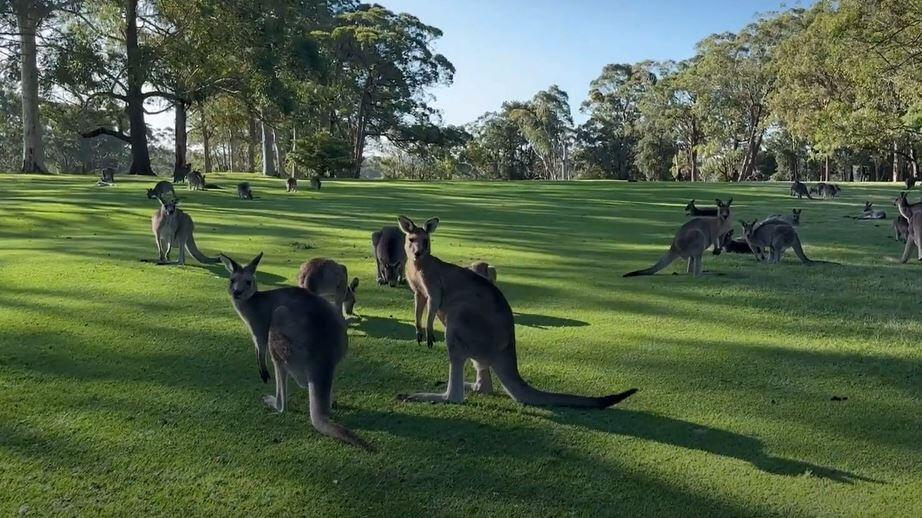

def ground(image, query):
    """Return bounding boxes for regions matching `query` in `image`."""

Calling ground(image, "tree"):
[509,85,574,180]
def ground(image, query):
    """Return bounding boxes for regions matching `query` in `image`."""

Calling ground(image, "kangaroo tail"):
[623,247,679,277]
[791,237,814,265]
[492,347,637,409]
[185,234,220,264]
[308,382,372,450]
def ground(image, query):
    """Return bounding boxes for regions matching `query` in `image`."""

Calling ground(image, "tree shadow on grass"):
[544,408,881,485]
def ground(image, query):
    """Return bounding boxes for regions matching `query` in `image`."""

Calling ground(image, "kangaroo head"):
[220,252,262,301]
[146,188,157,199]
[344,277,359,315]
[716,198,733,220]
[684,199,696,215]
[740,219,757,239]
[398,215,439,261]
[159,197,177,216]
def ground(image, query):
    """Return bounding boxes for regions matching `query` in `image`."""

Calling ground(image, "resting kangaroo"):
[623,198,733,277]
[372,226,407,286]
[297,258,359,317]
[150,197,220,265]
[396,216,637,407]
[790,181,813,199]
[220,253,369,449]
[237,182,254,200]
[146,181,176,201]
[719,228,753,254]
[856,202,886,220]
[469,261,497,283]
[287,177,298,192]
[684,199,717,217]
[739,219,819,264]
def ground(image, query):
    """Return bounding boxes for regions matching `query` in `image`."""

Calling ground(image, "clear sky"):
[378,0,812,125]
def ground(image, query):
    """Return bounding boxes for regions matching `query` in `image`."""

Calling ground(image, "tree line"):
[2,1,921,182]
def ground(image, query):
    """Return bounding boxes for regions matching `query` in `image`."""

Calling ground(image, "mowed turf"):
[0,174,919,516]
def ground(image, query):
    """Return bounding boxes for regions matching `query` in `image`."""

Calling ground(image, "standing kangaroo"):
[310,177,322,190]
[187,170,205,191]
[237,182,254,200]
[150,197,220,265]
[894,192,922,262]
[684,199,718,216]
[740,219,816,264]
[287,177,298,192]
[372,226,407,286]
[397,216,637,408]
[623,198,733,277]
[219,253,369,449]
[790,181,813,199]
[297,258,359,317]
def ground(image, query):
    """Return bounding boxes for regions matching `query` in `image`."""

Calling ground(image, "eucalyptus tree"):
[509,85,574,180]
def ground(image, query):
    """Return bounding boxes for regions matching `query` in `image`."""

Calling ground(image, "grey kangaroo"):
[684,199,718,216]
[739,219,818,264]
[372,226,407,286]
[310,177,322,190]
[623,198,733,277]
[761,208,802,226]
[237,182,254,200]
[287,177,298,192]
[469,261,497,283]
[146,181,176,201]
[790,181,813,199]
[893,217,909,241]
[397,216,637,408]
[856,202,886,219]
[297,258,359,317]
[894,192,922,262]
[719,228,753,254]
[219,253,370,449]
[150,197,220,265]
[187,170,205,191]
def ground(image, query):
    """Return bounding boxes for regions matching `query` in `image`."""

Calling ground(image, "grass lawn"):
[0,173,919,516]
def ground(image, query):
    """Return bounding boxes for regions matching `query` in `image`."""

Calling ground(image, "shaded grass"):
[0,174,920,516]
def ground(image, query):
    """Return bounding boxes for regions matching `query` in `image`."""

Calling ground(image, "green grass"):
[1,174,919,516]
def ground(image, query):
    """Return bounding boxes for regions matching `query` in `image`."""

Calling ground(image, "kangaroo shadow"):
[353,315,418,340]
[547,409,880,485]
[514,312,589,329]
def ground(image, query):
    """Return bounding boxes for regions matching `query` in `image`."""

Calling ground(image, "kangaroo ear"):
[397,215,416,234]
[727,197,733,206]
[245,252,264,272]
[350,277,359,291]
[424,217,440,234]
[219,254,240,274]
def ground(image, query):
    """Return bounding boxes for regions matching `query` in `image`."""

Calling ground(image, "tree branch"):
[81,127,130,142]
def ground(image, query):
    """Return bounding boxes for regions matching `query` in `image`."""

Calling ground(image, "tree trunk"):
[17,8,46,173]
[261,119,276,176]
[273,127,287,177]
[912,148,919,179]
[124,0,153,175]
[824,155,830,182]
[173,100,188,175]
[352,85,371,179]
[202,113,212,173]
[247,114,257,172]
[892,141,900,182]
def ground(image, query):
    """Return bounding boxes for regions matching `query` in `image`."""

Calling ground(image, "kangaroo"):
[858,201,886,219]
[310,177,322,190]
[894,192,922,261]
[761,208,802,227]
[623,198,733,277]
[237,182,254,200]
[719,228,753,254]
[150,197,220,265]
[287,177,298,192]
[684,199,718,217]
[396,216,637,408]
[906,176,918,190]
[469,261,497,284]
[740,219,818,264]
[297,258,359,318]
[893,216,910,241]
[219,253,370,449]
[101,167,116,184]
[146,180,176,201]
[173,163,190,184]
[372,226,407,286]
[893,191,922,220]
[813,183,839,199]
[791,180,813,199]
[187,170,205,191]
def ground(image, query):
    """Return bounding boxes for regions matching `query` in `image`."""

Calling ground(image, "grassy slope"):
[0,174,919,517]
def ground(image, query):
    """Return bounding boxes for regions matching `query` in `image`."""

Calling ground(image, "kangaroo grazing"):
[372,226,407,286]
[310,177,322,190]
[219,253,370,449]
[187,170,205,191]
[146,180,176,201]
[761,208,802,227]
[173,163,190,184]
[790,180,813,199]
[684,199,718,217]
[101,167,116,183]
[237,182,254,200]
[740,219,819,264]
[469,261,497,283]
[287,177,298,192]
[297,258,359,317]
[396,216,637,408]
[813,183,840,199]
[906,176,918,190]
[623,198,733,277]
[150,197,220,265]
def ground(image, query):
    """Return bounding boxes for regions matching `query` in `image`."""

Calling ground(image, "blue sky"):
[380,0,812,125]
